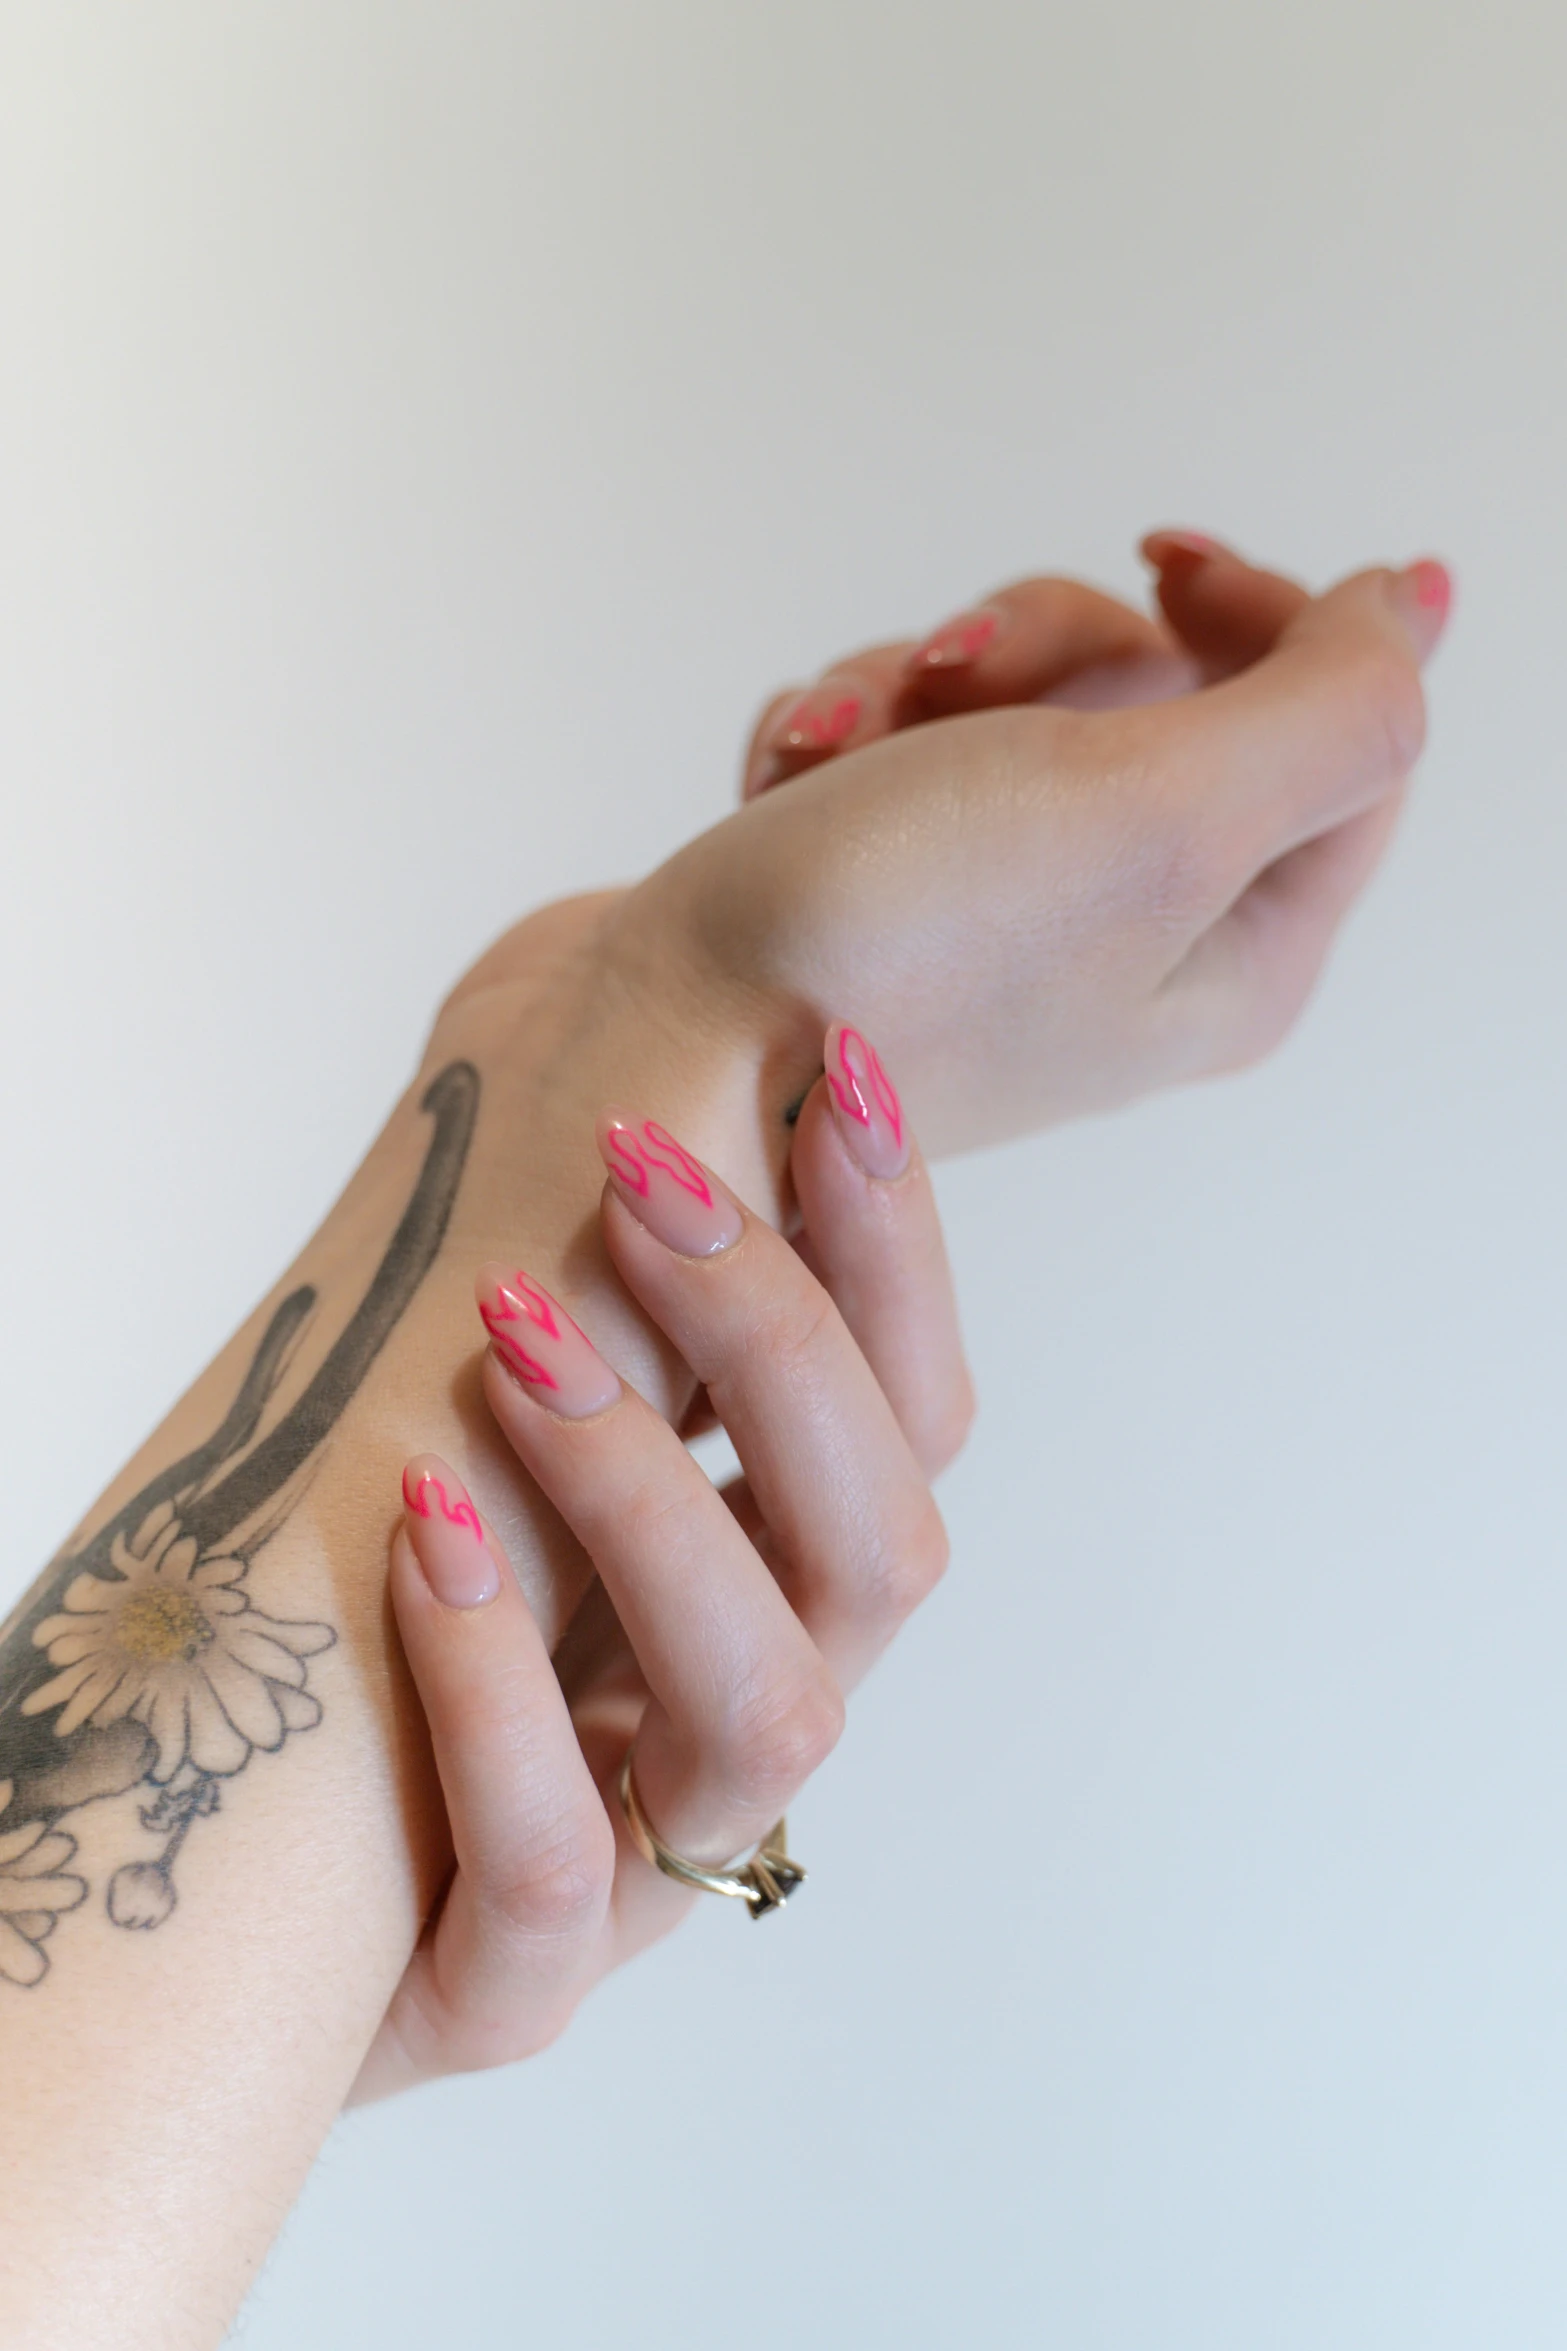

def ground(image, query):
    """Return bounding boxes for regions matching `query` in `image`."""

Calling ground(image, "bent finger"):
[787,1023,972,1479]
[1162,793,1406,1075]
[1155,559,1451,883]
[1141,530,1310,675]
[595,1105,947,1690]
[474,1270,838,1865]
[742,642,915,801]
[376,1455,615,2081]
[904,574,1174,714]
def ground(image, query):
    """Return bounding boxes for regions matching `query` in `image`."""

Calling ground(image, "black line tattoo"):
[0,1062,479,1985]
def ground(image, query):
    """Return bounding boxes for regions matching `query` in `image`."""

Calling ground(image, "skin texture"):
[0,536,1448,2346]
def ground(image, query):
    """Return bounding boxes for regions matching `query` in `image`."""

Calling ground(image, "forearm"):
[0,893,793,2346]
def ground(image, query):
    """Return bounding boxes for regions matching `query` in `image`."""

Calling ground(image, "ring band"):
[617,1753,806,1920]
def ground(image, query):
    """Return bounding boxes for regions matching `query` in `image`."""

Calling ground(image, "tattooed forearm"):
[0,1062,479,1986]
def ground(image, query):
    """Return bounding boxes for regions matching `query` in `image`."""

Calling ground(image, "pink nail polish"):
[773,688,862,753]
[1388,556,1454,652]
[910,606,1003,671]
[1406,558,1452,617]
[598,1112,745,1256]
[476,1265,622,1419]
[401,1453,499,1608]
[824,1022,910,1180]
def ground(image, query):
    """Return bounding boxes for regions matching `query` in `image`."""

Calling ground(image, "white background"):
[2,4,1564,2344]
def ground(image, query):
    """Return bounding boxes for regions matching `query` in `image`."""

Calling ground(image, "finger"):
[788,1023,973,1479]
[741,642,914,801]
[367,1456,615,2089]
[594,1106,948,1690]
[475,1264,842,1866]
[1163,790,1407,1074]
[903,574,1178,715]
[1141,529,1310,674]
[1151,559,1452,884]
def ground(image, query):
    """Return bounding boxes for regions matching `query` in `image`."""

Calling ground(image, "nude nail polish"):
[475,1265,622,1418]
[401,1453,499,1608]
[824,1022,910,1180]
[1150,530,1223,561]
[598,1111,744,1256]
[772,687,862,753]
[910,606,1003,671]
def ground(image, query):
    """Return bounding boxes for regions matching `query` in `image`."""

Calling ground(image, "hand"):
[414,532,1450,1627]
[611,534,1452,1156]
[351,1028,966,2099]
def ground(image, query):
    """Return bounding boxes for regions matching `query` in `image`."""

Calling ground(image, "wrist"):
[276,889,812,1641]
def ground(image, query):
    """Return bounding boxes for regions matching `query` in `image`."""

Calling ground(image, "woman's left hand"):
[350,1027,968,2100]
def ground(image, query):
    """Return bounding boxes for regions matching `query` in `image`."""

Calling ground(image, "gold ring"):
[617,1753,806,1920]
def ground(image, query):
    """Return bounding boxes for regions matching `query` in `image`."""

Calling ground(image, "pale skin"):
[0,536,1450,2345]
[357,1056,968,2097]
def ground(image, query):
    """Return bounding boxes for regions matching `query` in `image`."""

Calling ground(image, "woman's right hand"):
[353,1026,967,2100]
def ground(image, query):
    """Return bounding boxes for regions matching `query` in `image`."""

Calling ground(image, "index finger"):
[1149,559,1451,880]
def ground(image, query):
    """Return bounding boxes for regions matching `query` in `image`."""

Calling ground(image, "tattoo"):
[0,1062,479,1986]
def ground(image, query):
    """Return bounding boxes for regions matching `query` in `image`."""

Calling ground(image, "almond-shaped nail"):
[1389,556,1453,654]
[1145,529,1224,562]
[910,605,1004,672]
[771,686,862,754]
[476,1265,622,1418]
[825,1022,910,1180]
[401,1453,499,1608]
[598,1112,745,1256]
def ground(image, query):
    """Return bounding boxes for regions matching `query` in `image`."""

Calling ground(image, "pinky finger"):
[356,1454,616,2096]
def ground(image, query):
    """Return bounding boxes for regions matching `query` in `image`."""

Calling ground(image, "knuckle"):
[1359,645,1427,778]
[456,1993,585,2076]
[613,1473,707,1567]
[919,1367,977,1477]
[750,1283,839,1395]
[721,1665,845,1809]
[868,1488,951,1625]
[488,1806,615,1943]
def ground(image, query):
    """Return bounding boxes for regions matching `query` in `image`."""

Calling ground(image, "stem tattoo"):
[0,1063,480,1986]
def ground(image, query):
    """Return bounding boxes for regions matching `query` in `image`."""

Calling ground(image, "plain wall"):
[3,4,1565,2344]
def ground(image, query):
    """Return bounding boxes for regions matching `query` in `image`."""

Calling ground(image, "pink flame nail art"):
[604,1119,714,1205]
[402,1466,484,1543]
[776,691,861,753]
[825,1023,909,1180]
[478,1268,563,1391]
[912,608,1001,670]
[474,1264,622,1419]
[828,1027,903,1144]
[598,1111,744,1255]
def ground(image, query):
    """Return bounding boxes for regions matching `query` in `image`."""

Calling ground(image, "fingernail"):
[910,605,1004,672]
[597,1112,745,1256]
[770,685,862,754]
[825,1022,910,1180]
[475,1265,622,1418]
[1387,557,1453,659]
[1141,529,1227,569]
[401,1453,500,1608]
[1397,556,1453,619]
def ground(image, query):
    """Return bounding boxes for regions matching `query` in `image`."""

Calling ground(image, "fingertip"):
[398,1455,500,1610]
[1386,557,1454,660]
[906,603,1006,676]
[1140,527,1233,571]
[822,1021,911,1182]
